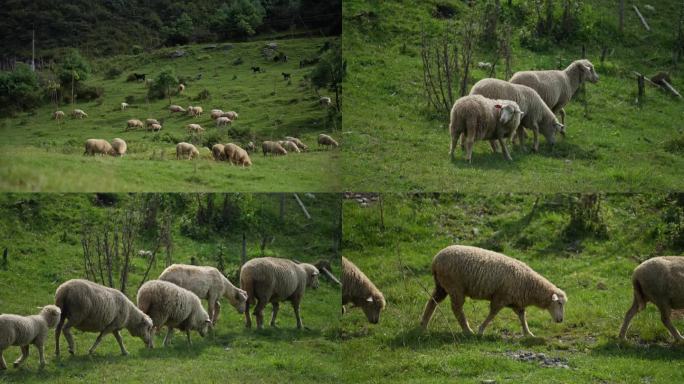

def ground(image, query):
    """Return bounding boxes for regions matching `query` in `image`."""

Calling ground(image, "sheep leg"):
[244,301,252,328]
[213,301,222,324]
[270,302,280,327]
[292,301,303,329]
[498,136,512,161]
[449,294,474,335]
[254,299,267,330]
[88,331,107,355]
[420,284,448,329]
[112,330,128,355]
[658,306,684,342]
[185,330,192,345]
[531,125,540,152]
[449,132,458,160]
[618,298,641,339]
[478,303,504,335]
[0,349,6,369]
[62,320,76,355]
[54,315,65,357]
[163,327,174,347]
[13,345,29,368]
[559,108,566,125]
[514,308,534,337]
[37,343,46,368]
[464,136,475,164]
[489,140,500,153]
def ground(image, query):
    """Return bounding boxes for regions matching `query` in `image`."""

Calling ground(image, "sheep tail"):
[632,278,647,312]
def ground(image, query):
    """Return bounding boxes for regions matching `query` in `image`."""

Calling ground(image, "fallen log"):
[633,5,651,31]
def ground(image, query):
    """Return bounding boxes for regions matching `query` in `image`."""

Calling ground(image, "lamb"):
[341,257,386,324]
[448,95,524,162]
[136,280,212,347]
[212,143,226,161]
[221,111,238,120]
[186,123,205,134]
[178,83,185,93]
[53,111,65,121]
[319,96,332,107]
[148,123,162,132]
[240,257,319,329]
[216,116,232,128]
[470,78,565,152]
[188,106,203,117]
[420,245,567,337]
[72,109,88,119]
[54,279,153,356]
[0,305,61,369]
[232,147,252,167]
[176,142,199,160]
[158,264,248,325]
[318,134,338,149]
[262,141,287,156]
[619,256,684,342]
[169,105,186,113]
[111,138,127,157]
[145,118,159,128]
[510,59,599,125]
[279,140,301,153]
[284,137,308,151]
[210,110,224,120]
[84,139,114,156]
[126,119,144,130]
[120,102,129,111]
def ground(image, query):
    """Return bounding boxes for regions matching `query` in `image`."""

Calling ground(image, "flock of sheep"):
[342,246,684,343]
[450,59,599,162]
[0,258,324,370]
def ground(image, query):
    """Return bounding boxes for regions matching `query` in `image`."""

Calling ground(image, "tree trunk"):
[618,0,625,33]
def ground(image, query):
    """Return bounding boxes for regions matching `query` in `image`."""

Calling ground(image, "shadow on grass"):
[591,338,684,361]
[386,325,504,350]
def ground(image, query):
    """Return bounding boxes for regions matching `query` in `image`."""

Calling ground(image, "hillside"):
[341,193,684,383]
[0,37,341,192]
[341,0,684,192]
[0,193,343,383]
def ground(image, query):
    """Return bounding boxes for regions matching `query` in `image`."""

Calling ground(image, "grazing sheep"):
[111,138,127,157]
[71,109,88,119]
[148,123,162,132]
[470,78,565,152]
[186,123,205,134]
[126,119,144,130]
[284,136,308,151]
[212,143,226,161]
[510,59,599,125]
[448,95,524,162]
[53,111,65,122]
[0,305,61,369]
[178,83,185,93]
[169,105,186,113]
[223,143,240,162]
[240,257,319,329]
[262,141,287,156]
[619,256,684,342]
[210,110,224,120]
[187,106,203,117]
[176,142,199,160]
[84,139,114,156]
[158,264,248,325]
[145,118,159,128]
[221,111,238,120]
[232,147,252,167]
[54,279,154,356]
[245,141,256,152]
[216,116,232,128]
[120,102,129,111]
[136,280,212,347]
[319,97,332,107]
[279,140,301,153]
[420,245,567,337]
[477,62,493,70]
[342,257,386,324]
[317,134,338,149]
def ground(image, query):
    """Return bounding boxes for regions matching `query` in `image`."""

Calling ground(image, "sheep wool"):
[342,257,386,324]
[0,305,61,369]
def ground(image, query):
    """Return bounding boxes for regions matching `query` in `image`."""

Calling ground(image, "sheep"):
[145,118,159,128]
[448,95,524,162]
[169,105,186,113]
[470,78,565,152]
[126,119,144,130]
[619,256,684,342]
[318,134,338,149]
[54,279,153,356]
[148,123,162,132]
[212,143,226,161]
[210,110,224,120]
[111,138,127,157]
[0,305,61,369]
[420,245,567,337]
[53,110,65,121]
[284,136,308,151]
[178,83,185,93]
[186,123,205,134]
[188,106,203,117]
[84,139,115,156]
[71,109,88,119]
[240,257,319,329]
[176,142,199,160]
[158,264,248,325]
[222,111,238,120]
[477,62,493,70]
[232,147,252,167]
[279,140,301,153]
[510,59,599,125]
[136,280,212,347]
[120,102,129,111]
[223,143,241,162]
[216,116,232,128]
[262,141,287,156]
[319,96,332,107]
[341,257,386,324]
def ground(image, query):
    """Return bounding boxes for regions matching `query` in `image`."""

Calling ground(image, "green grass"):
[341,0,684,192]
[341,193,684,383]
[0,37,340,192]
[0,193,342,383]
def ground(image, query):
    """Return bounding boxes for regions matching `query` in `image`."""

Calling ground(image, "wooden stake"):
[633,5,650,31]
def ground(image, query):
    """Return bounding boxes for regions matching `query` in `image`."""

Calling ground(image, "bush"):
[75,83,105,102]
[233,57,244,65]
[196,89,210,100]
[0,63,43,116]
[126,73,138,82]
[147,67,178,102]
[125,95,136,104]
[131,45,144,55]
[105,67,123,80]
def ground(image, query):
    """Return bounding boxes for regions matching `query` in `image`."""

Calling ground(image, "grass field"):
[0,37,340,192]
[341,193,684,383]
[0,193,342,383]
[341,0,684,192]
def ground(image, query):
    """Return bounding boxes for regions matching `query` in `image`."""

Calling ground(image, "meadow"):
[341,0,684,192]
[0,193,342,383]
[0,37,341,192]
[341,193,684,383]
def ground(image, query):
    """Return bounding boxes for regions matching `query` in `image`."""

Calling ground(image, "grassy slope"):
[0,37,340,192]
[341,194,684,383]
[341,0,684,192]
[0,193,342,383]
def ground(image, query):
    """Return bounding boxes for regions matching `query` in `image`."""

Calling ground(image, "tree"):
[148,67,178,105]
[58,49,90,86]
[0,63,41,115]
[162,12,194,45]
[213,0,266,38]
[310,43,345,111]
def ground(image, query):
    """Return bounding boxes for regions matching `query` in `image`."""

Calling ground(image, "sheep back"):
[137,280,210,332]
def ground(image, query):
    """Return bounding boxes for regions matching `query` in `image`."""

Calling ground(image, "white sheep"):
[136,280,212,347]
[53,111,65,122]
[178,83,185,93]
[319,97,332,107]
[470,78,565,152]
[148,123,162,132]
[186,123,205,134]
[619,256,684,342]
[342,257,386,324]
[212,143,226,161]
[279,140,301,153]
[510,59,599,125]
[126,119,144,130]
[169,105,186,113]
[421,245,567,337]
[84,139,115,156]
[232,147,252,167]
[317,134,338,149]
[0,305,61,369]
[216,116,232,128]
[448,95,524,162]
[188,106,203,117]
[54,279,153,356]
[145,118,159,128]
[210,110,224,120]
[284,137,308,151]
[176,142,199,160]
[262,141,287,156]
[158,264,248,325]
[221,111,238,120]
[71,109,88,119]
[111,138,127,157]
[240,257,319,329]
[120,102,129,111]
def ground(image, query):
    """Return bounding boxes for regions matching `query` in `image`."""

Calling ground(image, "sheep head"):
[40,305,62,328]
[547,291,567,323]
[577,60,599,84]
[497,102,524,126]
[361,294,386,324]
[300,263,320,289]
[129,313,154,348]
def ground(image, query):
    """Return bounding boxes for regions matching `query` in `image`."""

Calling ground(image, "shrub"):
[196,89,210,100]
[233,57,244,65]
[131,45,144,55]
[105,67,123,80]
[75,83,105,101]
[0,63,42,116]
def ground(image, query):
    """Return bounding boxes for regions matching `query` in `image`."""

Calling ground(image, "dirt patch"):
[505,350,570,369]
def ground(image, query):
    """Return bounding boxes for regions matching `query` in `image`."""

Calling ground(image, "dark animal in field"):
[251,66,262,73]
[274,52,288,63]
[134,73,146,82]
[282,72,291,81]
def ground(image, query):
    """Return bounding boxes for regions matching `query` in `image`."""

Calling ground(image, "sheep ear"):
[366,297,374,303]
[552,293,559,302]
